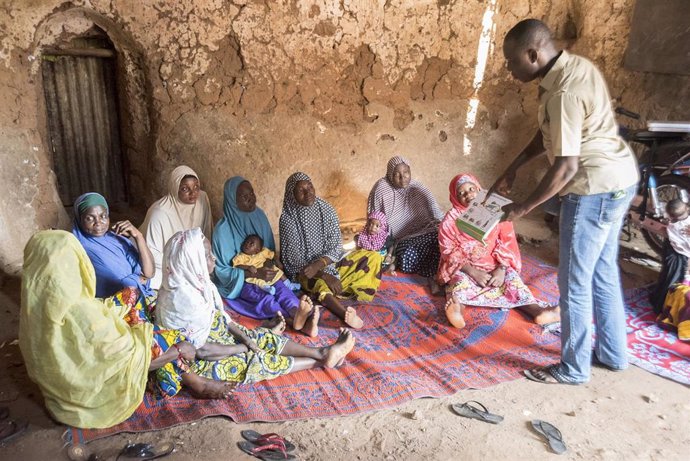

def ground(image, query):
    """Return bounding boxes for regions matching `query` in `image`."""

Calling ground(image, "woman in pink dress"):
[437,173,560,329]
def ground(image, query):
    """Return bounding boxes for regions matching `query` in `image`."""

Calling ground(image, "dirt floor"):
[1,217,689,461]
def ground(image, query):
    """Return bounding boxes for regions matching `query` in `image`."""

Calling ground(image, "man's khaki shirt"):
[539,50,639,196]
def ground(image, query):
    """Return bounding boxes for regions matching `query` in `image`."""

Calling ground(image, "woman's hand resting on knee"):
[321,273,343,295]
[487,266,506,287]
[462,265,491,287]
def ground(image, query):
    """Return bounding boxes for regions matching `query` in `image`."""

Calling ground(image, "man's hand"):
[501,202,529,222]
[485,170,516,202]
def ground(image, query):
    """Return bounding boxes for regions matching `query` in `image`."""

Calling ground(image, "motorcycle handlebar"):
[615,107,641,120]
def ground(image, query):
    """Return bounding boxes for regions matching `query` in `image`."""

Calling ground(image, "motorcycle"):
[617,107,690,255]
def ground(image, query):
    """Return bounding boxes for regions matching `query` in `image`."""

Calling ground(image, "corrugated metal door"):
[42,52,127,206]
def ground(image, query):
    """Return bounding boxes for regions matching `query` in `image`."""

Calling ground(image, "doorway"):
[41,32,127,207]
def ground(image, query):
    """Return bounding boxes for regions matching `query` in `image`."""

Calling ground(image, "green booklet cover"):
[455,190,512,244]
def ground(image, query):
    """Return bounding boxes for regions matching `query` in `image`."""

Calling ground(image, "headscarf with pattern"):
[356,211,389,251]
[279,172,342,279]
[367,155,444,240]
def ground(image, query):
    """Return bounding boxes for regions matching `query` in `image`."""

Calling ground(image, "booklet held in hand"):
[455,190,512,243]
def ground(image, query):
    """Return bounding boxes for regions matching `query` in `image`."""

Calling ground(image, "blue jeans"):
[556,185,635,383]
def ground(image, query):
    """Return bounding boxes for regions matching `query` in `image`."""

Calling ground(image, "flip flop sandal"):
[450,401,504,424]
[66,444,106,461]
[116,442,175,460]
[0,419,28,446]
[241,430,297,452]
[524,366,579,385]
[531,419,567,454]
[237,440,296,460]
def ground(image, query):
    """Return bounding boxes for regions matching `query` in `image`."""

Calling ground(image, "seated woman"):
[72,192,155,300]
[437,173,560,328]
[156,228,356,384]
[212,176,316,335]
[18,230,235,429]
[368,156,444,292]
[280,173,383,329]
[140,165,214,289]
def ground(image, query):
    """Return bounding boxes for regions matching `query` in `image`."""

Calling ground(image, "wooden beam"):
[42,48,115,58]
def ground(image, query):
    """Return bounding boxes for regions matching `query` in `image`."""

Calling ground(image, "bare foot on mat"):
[344,306,364,329]
[303,304,320,338]
[324,328,355,368]
[293,295,313,331]
[445,297,466,329]
[183,374,236,399]
[534,305,560,325]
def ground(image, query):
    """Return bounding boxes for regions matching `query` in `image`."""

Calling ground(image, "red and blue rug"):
[68,255,561,443]
[624,287,690,385]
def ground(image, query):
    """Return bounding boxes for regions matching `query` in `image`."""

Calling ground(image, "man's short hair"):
[505,19,553,50]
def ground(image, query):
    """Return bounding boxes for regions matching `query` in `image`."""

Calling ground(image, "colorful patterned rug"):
[68,255,561,443]
[624,287,690,385]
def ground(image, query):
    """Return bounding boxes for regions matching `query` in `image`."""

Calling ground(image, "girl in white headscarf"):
[140,165,214,289]
[156,228,356,384]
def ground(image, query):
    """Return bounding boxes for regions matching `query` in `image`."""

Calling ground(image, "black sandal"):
[116,442,175,460]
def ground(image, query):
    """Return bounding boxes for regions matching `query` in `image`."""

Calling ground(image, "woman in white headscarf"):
[140,165,214,289]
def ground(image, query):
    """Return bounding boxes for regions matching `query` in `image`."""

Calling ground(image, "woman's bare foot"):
[303,304,320,338]
[293,295,313,331]
[324,328,356,368]
[445,296,466,329]
[344,306,364,329]
[533,305,561,325]
[182,373,236,399]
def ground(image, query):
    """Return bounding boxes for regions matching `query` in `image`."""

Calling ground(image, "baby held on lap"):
[232,234,301,294]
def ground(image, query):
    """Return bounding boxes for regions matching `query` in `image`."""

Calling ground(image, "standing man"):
[489,19,639,384]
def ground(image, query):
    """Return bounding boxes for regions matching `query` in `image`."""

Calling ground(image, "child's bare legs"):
[301,303,320,338]
[282,328,355,372]
[322,293,363,329]
[181,372,236,399]
[517,304,561,325]
[445,292,466,329]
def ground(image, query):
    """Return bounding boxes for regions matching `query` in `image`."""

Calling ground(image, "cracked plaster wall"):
[0,0,689,274]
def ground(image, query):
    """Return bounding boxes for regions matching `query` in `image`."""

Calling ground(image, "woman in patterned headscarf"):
[437,173,560,329]
[367,156,444,292]
[280,173,384,329]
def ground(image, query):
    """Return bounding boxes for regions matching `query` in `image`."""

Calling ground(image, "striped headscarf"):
[279,172,342,279]
[367,156,444,240]
[356,211,389,251]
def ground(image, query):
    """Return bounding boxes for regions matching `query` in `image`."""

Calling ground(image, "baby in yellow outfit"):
[232,234,301,295]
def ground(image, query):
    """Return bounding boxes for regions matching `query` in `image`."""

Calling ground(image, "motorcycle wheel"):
[639,174,690,254]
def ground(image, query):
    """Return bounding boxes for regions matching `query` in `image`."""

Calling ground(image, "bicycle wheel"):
[640,174,690,254]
